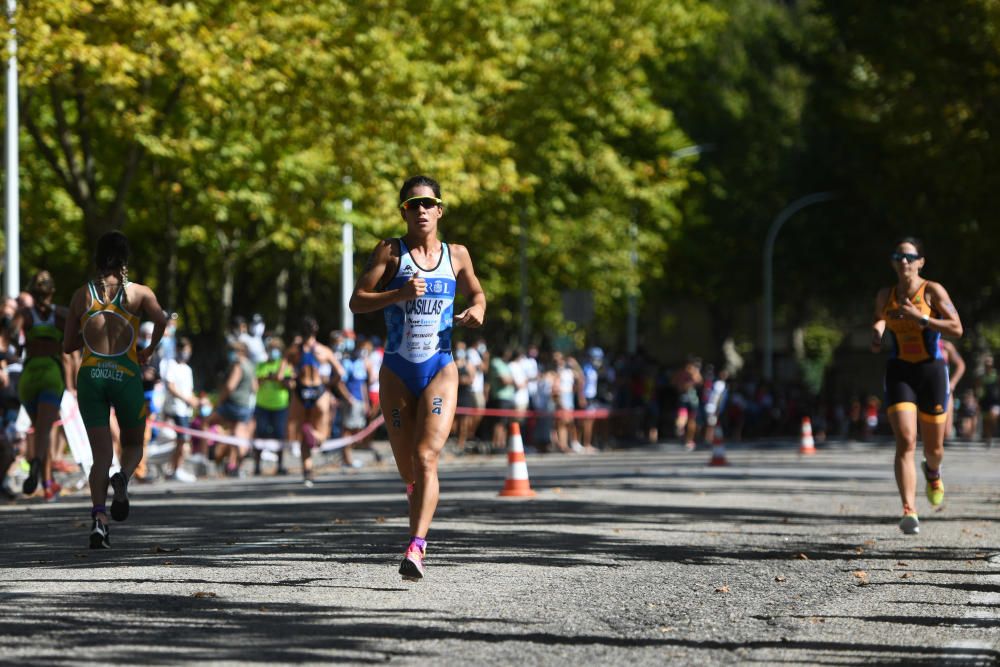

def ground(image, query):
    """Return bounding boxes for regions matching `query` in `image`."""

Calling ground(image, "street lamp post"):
[762,192,838,381]
[4,0,18,299]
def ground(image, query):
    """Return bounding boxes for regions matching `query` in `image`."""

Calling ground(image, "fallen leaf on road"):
[899,573,911,579]
[613,528,622,534]
[974,533,984,538]
[852,570,868,579]
[375,516,386,524]
[794,553,809,560]
[163,561,174,566]
[333,518,349,525]
[658,626,673,633]
[854,547,864,555]
[774,576,786,583]
[552,487,563,494]
[715,586,730,593]
[864,539,876,547]
[896,561,909,567]
[809,617,825,624]
[259,606,268,612]
[193,592,216,598]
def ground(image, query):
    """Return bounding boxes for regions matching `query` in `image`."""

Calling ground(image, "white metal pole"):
[4,0,19,299]
[341,198,354,331]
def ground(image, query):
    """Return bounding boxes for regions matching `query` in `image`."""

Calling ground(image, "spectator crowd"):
[2,296,999,501]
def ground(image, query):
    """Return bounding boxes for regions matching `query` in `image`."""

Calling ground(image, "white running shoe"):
[898,513,920,535]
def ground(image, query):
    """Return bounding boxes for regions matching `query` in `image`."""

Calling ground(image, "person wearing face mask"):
[206,341,257,477]
[161,337,199,482]
[253,337,294,476]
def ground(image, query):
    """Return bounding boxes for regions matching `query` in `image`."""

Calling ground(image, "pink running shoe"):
[399,543,426,581]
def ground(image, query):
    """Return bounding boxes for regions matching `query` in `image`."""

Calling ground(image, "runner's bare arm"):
[62,288,88,354]
[137,285,168,364]
[943,340,966,390]
[925,282,963,338]
[451,244,486,328]
[350,240,423,313]
[871,288,889,353]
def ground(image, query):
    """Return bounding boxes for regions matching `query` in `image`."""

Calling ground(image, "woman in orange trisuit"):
[871,237,962,535]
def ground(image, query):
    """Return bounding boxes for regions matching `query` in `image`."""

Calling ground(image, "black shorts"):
[295,384,326,410]
[884,358,949,422]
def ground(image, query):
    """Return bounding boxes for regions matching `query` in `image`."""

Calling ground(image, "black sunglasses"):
[399,196,443,211]
[891,251,921,263]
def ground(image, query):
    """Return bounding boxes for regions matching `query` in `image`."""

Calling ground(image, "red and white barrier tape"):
[147,415,386,453]
[454,406,625,419]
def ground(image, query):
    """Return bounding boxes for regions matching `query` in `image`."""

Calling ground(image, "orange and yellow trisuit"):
[881,281,949,423]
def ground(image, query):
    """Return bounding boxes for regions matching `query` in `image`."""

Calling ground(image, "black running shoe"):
[109,472,130,521]
[22,457,41,495]
[89,519,111,549]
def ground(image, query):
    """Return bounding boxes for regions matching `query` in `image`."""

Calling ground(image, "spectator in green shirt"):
[253,337,294,476]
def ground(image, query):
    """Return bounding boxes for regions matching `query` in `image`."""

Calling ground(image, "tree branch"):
[20,90,84,209]
[108,79,186,228]
[49,81,90,201]
[73,64,97,198]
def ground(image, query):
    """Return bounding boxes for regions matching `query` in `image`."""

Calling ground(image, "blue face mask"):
[270,348,282,361]
[137,338,151,350]
[200,405,212,418]
[228,351,238,364]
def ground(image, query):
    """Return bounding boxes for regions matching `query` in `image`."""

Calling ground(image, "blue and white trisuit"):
[381,238,455,397]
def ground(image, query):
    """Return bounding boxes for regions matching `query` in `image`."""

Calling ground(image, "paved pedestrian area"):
[1,441,998,665]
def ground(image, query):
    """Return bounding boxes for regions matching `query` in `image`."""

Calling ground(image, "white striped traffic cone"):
[499,422,536,497]
[707,432,728,466]
[799,417,817,455]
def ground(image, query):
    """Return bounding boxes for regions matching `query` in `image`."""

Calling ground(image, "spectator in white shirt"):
[160,337,199,482]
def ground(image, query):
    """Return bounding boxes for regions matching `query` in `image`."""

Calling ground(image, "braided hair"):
[94,231,131,309]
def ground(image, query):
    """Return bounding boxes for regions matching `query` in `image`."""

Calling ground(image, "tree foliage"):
[3,0,999,367]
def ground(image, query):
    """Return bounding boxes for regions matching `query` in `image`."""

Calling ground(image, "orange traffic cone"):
[499,422,537,497]
[708,431,728,466]
[799,417,817,455]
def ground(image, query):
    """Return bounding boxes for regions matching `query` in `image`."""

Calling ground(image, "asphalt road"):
[1,440,998,666]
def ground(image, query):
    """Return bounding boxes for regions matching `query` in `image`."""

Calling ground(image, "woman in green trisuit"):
[64,231,166,549]
[13,270,74,501]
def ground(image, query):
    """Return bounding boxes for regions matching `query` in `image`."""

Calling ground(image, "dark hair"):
[894,236,924,258]
[27,270,55,303]
[301,316,319,337]
[178,336,192,349]
[94,231,131,307]
[95,231,130,274]
[399,175,441,203]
